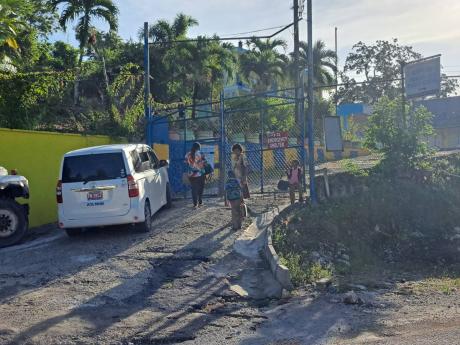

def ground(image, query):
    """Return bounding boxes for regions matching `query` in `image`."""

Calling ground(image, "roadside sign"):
[200,145,215,169]
[324,116,343,152]
[404,56,441,99]
[267,131,289,149]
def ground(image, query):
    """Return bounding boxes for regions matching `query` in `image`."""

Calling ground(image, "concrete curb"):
[233,203,294,292]
[261,204,295,291]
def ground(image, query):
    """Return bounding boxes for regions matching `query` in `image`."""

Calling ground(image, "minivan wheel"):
[0,198,28,248]
[65,228,83,237]
[165,184,172,209]
[137,202,152,233]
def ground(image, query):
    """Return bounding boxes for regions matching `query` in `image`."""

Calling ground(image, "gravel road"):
[0,196,287,345]
[1,159,459,344]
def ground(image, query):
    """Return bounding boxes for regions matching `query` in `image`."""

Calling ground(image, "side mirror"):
[159,160,169,168]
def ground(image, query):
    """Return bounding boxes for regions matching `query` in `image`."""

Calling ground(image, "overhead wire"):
[220,24,291,37]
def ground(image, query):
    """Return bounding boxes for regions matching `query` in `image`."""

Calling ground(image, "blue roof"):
[337,103,365,117]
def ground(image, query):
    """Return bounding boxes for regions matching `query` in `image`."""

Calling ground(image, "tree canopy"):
[0,5,457,139]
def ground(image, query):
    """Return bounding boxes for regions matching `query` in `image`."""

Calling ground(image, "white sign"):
[200,145,215,169]
[325,116,343,152]
[404,56,441,98]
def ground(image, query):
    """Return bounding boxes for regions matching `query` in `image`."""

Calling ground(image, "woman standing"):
[185,142,206,208]
[231,144,250,199]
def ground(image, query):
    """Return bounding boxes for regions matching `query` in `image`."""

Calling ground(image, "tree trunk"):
[102,58,110,94]
[74,47,84,105]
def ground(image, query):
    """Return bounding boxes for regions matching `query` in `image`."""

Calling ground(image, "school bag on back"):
[226,178,242,201]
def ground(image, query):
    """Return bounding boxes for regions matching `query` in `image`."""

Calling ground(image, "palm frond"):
[89,8,118,31]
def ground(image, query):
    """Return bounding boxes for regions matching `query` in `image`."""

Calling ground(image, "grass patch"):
[340,159,369,177]
[273,161,460,288]
[413,277,460,295]
[280,253,332,286]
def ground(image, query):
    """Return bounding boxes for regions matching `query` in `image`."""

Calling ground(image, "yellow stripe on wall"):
[263,150,274,169]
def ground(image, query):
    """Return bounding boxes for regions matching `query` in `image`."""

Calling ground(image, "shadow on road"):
[7,210,238,344]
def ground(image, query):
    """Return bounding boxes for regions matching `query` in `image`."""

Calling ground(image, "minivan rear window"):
[62,153,126,183]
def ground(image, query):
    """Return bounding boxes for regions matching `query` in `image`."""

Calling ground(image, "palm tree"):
[167,37,235,117]
[188,39,235,117]
[295,40,337,87]
[144,13,198,44]
[51,0,119,104]
[138,14,198,104]
[0,4,23,72]
[240,38,288,91]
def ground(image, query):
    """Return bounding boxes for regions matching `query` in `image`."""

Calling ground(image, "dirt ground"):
[0,176,459,344]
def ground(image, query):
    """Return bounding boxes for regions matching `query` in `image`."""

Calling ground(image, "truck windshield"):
[62,153,126,183]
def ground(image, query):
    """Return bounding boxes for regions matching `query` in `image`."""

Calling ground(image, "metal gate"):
[151,102,223,198]
[150,88,306,198]
[223,89,306,195]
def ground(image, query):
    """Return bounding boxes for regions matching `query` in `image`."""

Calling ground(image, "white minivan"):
[57,144,171,236]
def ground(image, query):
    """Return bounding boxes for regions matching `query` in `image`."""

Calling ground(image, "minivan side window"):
[138,149,152,171]
[148,150,159,169]
[130,150,142,173]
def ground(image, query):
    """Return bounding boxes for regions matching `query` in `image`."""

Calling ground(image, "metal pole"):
[400,61,407,129]
[143,22,151,146]
[307,0,317,204]
[335,27,338,116]
[300,71,307,194]
[219,91,226,196]
[260,102,265,194]
[293,0,301,125]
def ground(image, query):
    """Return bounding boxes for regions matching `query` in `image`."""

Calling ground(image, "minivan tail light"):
[56,180,63,204]
[127,175,139,198]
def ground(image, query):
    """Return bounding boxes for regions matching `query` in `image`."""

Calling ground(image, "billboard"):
[324,116,343,152]
[404,56,441,98]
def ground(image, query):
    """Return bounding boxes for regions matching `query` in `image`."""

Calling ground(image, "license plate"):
[87,191,103,201]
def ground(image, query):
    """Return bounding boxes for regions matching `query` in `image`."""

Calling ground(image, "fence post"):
[300,73,307,194]
[219,91,226,197]
[307,0,317,204]
[260,100,265,194]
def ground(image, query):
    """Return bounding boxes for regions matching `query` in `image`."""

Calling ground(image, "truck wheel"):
[136,201,152,233]
[65,228,83,237]
[0,198,28,248]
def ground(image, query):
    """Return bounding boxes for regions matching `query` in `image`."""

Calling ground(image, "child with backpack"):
[287,159,304,205]
[225,170,243,230]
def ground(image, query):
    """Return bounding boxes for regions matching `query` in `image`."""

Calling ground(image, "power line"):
[221,24,290,37]
[147,22,296,45]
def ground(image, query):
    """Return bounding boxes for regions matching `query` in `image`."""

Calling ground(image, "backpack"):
[226,179,242,201]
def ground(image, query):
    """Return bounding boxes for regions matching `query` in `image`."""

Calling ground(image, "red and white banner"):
[267,131,289,149]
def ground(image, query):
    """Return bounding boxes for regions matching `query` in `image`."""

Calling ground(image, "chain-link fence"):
[151,101,223,198]
[151,88,310,200]
[223,90,305,195]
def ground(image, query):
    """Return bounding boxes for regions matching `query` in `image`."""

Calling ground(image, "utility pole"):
[143,22,152,146]
[400,61,407,129]
[293,0,301,125]
[335,27,338,116]
[306,0,317,204]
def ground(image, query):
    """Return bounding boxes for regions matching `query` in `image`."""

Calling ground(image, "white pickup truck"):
[0,167,29,248]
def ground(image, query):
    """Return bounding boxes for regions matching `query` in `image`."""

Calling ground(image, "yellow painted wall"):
[0,128,124,227]
[437,128,460,149]
[153,144,169,160]
[263,150,274,169]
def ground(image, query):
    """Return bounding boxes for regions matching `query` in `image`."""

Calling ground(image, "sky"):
[52,0,460,76]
